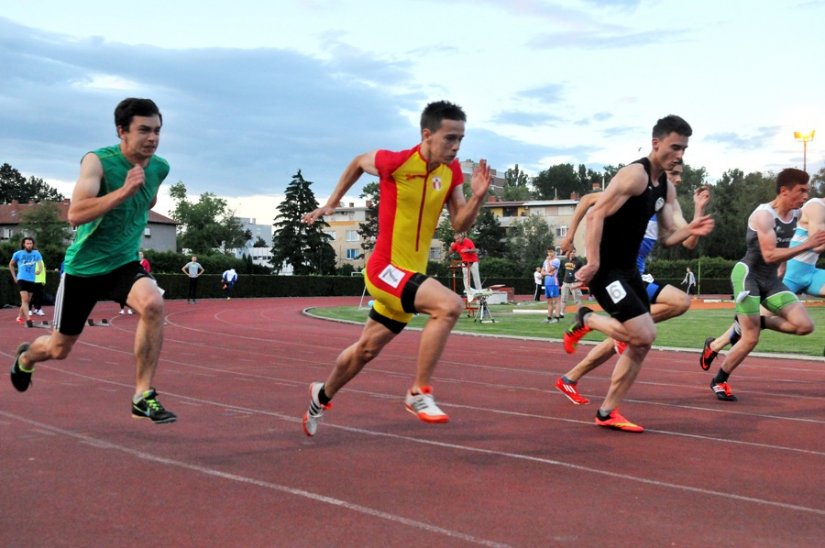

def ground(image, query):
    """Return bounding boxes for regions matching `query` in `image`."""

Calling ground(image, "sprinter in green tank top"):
[10,98,176,424]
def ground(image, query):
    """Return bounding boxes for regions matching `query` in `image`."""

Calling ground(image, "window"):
[555,226,568,238]
[144,227,151,237]
[346,230,359,242]
[345,248,360,260]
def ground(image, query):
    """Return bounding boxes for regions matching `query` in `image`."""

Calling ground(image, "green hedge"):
[0,263,739,308]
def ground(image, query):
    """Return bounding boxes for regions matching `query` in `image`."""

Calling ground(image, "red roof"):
[0,200,177,226]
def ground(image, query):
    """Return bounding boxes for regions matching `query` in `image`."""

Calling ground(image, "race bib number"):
[378,264,404,289]
[606,280,627,304]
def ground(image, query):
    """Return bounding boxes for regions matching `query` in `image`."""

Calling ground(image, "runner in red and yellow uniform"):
[300,100,492,436]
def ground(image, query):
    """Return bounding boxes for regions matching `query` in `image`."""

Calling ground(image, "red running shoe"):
[613,340,627,355]
[554,377,590,405]
[700,337,717,371]
[563,306,593,354]
[710,380,737,401]
[594,409,644,432]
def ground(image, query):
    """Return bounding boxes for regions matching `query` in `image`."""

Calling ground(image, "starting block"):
[25,319,51,329]
[87,318,110,327]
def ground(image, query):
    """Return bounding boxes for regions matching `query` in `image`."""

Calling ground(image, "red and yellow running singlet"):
[365,145,463,321]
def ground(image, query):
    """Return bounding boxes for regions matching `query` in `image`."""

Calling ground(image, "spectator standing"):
[681,266,696,296]
[560,247,584,312]
[533,266,543,301]
[181,255,204,303]
[9,236,43,324]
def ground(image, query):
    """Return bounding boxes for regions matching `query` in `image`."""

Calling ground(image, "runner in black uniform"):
[563,115,714,432]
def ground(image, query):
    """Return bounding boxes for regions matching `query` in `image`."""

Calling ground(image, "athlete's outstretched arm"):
[559,191,601,253]
[804,201,825,254]
[659,182,714,248]
[446,159,492,232]
[303,152,378,225]
[754,208,825,264]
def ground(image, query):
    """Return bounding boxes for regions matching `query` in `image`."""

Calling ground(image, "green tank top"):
[64,144,170,276]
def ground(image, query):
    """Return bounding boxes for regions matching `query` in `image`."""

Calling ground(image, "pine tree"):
[357,181,379,260]
[272,170,336,274]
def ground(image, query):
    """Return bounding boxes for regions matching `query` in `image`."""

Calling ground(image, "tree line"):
[4,159,825,278]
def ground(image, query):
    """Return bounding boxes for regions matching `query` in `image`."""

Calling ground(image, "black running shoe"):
[132,388,177,424]
[10,343,32,392]
[699,337,717,371]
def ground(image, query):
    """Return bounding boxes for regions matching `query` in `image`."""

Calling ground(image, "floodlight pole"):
[794,130,816,172]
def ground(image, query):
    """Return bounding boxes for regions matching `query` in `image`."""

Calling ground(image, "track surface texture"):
[2,297,823,546]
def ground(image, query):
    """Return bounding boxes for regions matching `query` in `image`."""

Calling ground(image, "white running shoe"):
[405,386,449,424]
[127,309,134,315]
[302,382,331,436]
[34,309,45,316]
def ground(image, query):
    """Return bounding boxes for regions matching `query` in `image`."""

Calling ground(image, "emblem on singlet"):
[432,177,442,191]
[655,197,664,211]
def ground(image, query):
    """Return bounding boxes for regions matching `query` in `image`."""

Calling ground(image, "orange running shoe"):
[594,409,644,432]
[554,376,590,405]
[613,340,628,355]
[699,337,717,371]
[710,380,737,401]
[563,306,593,354]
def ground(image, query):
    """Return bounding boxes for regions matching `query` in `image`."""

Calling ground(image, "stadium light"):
[794,130,815,172]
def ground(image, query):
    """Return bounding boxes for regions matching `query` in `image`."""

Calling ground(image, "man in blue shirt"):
[9,236,43,325]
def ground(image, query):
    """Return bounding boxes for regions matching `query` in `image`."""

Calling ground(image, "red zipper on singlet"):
[415,177,427,252]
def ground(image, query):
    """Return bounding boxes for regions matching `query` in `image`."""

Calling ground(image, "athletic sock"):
[596,409,612,420]
[561,375,575,384]
[713,369,730,384]
[317,386,331,405]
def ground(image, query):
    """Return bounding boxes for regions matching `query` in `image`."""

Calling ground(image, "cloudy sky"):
[2,0,823,221]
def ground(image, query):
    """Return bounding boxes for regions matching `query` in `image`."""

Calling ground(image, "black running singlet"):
[599,157,668,271]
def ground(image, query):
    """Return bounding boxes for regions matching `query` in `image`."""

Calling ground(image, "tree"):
[271,170,336,274]
[697,169,775,260]
[811,166,825,196]
[471,207,506,259]
[505,214,553,275]
[169,181,249,254]
[601,164,624,187]
[502,164,532,201]
[357,181,379,259]
[1,163,65,204]
[577,164,603,195]
[532,163,584,200]
[17,202,72,267]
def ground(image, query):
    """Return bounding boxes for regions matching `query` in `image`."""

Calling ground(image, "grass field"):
[308,299,825,358]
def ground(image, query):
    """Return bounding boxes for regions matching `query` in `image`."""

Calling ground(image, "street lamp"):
[794,130,815,172]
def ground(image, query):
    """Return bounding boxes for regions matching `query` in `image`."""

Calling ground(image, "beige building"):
[319,161,591,267]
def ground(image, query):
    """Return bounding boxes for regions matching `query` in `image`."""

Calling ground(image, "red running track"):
[1,297,823,546]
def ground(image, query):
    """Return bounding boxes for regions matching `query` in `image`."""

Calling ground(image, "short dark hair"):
[420,100,466,133]
[19,236,34,249]
[114,98,162,132]
[652,115,692,139]
[776,167,809,194]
